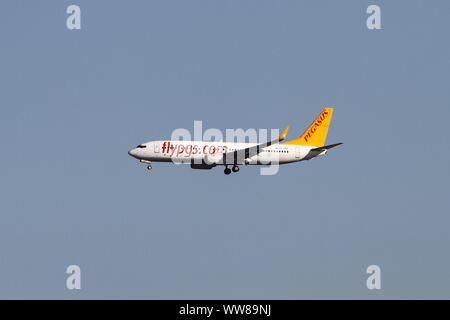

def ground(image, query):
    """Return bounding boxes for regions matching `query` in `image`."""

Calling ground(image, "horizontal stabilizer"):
[311,142,343,152]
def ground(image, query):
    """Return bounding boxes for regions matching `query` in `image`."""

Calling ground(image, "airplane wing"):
[222,126,290,165]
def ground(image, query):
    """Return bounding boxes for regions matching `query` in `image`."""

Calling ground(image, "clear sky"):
[0,0,449,299]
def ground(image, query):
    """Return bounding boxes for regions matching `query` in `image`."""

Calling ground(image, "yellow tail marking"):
[283,108,334,147]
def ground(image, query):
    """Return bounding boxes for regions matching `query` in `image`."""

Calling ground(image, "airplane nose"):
[128,148,138,158]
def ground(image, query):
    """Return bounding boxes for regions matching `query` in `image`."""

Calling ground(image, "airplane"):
[128,107,342,175]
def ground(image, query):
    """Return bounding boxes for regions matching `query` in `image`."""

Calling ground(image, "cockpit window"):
[136,144,147,148]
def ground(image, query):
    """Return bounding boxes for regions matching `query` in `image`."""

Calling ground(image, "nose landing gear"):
[140,159,152,171]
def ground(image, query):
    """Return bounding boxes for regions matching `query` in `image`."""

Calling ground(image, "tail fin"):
[283,108,334,147]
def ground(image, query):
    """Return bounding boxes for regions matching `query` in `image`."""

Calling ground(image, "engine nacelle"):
[190,163,215,170]
[203,154,224,165]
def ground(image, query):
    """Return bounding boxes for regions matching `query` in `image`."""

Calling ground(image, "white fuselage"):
[128,140,326,166]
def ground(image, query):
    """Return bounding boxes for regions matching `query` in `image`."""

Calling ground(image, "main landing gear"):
[224,165,239,175]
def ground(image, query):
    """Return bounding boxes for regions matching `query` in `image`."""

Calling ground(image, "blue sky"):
[0,0,449,298]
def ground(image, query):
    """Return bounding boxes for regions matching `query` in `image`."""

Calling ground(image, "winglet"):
[279,125,290,141]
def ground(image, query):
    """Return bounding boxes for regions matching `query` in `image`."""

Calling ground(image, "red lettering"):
[185,145,193,157]
[169,144,176,157]
[176,145,185,156]
[304,111,329,142]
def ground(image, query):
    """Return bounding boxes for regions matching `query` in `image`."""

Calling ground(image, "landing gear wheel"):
[224,168,231,175]
[147,165,152,170]
[232,165,240,173]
